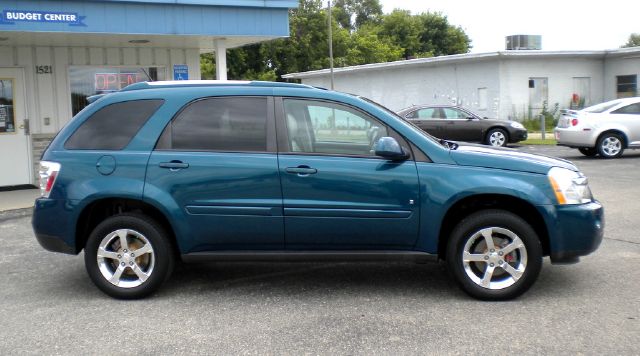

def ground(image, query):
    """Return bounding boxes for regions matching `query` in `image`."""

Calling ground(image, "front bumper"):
[554,128,597,148]
[509,128,528,143]
[540,201,604,264]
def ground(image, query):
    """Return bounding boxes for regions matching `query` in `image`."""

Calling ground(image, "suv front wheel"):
[446,210,542,300]
[84,213,175,299]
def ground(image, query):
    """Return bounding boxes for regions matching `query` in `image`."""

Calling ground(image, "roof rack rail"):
[120,80,314,92]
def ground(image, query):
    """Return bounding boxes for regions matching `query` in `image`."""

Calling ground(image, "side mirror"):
[374,137,409,161]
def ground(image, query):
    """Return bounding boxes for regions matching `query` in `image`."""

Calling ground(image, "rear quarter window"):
[64,99,164,150]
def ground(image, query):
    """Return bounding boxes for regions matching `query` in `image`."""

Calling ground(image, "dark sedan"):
[397,105,528,147]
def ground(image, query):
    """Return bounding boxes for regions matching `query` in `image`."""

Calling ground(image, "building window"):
[69,66,166,116]
[477,87,487,110]
[616,75,637,98]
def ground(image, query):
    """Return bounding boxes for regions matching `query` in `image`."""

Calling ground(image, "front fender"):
[414,163,553,253]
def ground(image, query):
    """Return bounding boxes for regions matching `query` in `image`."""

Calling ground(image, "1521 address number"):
[36,65,53,74]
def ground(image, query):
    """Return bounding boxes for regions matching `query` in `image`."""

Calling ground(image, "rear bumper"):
[32,198,78,255]
[554,128,596,148]
[540,201,604,264]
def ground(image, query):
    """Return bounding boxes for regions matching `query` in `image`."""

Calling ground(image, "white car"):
[555,97,640,158]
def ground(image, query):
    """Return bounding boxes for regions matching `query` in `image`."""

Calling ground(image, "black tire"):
[578,147,598,157]
[596,133,624,159]
[84,213,175,299]
[446,209,542,300]
[485,128,509,147]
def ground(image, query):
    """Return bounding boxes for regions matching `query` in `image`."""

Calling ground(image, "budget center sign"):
[0,10,87,26]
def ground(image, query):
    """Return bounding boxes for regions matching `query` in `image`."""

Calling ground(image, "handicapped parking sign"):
[173,64,188,80]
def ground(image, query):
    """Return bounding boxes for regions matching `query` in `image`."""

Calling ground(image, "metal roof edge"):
[283,47,640,79]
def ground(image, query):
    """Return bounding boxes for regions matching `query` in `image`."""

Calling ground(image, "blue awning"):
[0,0,296,37]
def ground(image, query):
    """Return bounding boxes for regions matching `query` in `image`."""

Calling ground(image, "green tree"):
[377,10,471,59]
[344,23,403,65]
[334,0,383,30]
[415,12,472,56]
[377,10,421,59]
[622,33,640,48]
[200,0,471,81]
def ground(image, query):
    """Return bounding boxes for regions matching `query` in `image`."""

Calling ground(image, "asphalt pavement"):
[0,145,638,355]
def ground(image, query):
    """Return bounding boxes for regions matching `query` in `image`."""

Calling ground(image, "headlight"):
[548,167,592,204]
[510,121,525,129]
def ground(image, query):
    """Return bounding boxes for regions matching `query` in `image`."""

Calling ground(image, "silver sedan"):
[555,97,640,158]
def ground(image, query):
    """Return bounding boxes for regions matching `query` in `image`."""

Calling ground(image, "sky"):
[377,0,640,53]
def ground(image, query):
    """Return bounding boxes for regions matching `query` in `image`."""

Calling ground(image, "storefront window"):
[69,66,166,115]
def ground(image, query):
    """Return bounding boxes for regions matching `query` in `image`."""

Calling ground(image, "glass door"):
[0,68,31,186]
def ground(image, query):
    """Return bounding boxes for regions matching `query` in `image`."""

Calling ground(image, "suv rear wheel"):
[84,213,175,299]
[446,210,542,300]
[597,133,624,158]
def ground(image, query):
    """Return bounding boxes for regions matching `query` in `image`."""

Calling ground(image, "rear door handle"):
[159,161,189,170]
[285,166,318,175]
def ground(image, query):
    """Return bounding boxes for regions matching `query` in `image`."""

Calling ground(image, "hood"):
[449,143,578,174]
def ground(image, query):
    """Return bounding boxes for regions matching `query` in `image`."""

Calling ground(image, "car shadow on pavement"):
[26,258,587,302]
[160,261,465,300]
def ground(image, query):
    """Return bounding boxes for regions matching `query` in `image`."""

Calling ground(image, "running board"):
[181,251,437,263]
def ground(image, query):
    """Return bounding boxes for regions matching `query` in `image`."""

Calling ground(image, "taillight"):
[38,161,61,198]
[571,118,579,126]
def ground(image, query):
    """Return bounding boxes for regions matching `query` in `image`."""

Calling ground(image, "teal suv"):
[33,81,604,300]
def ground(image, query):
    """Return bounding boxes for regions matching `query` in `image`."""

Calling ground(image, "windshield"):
[583,100,623,113]
[358,96,444,146]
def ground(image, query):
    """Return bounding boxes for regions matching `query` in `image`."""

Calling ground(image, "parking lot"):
[0,145,638,355]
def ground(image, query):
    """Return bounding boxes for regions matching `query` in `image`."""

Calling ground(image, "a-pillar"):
[215,39,227,81]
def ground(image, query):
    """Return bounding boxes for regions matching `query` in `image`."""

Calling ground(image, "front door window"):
[283,99,387,156]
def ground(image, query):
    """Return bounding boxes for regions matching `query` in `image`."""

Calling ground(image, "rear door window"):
[156,97,268,152]
[612,103,640,115]
[442,108,467,119]
[64,99,164,150]
[406,108,439,119]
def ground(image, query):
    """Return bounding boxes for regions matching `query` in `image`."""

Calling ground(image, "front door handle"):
[159,161,189,170]
[285,166,318,175]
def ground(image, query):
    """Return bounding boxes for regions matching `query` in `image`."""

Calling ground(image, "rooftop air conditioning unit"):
[506,35,542,50]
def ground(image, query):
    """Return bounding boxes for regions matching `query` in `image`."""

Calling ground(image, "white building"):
[283,48,640,121]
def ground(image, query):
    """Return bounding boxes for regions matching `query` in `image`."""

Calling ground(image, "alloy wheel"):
[461,227,527,290]
[489,131,506,147]
[600,136,622,157]
[96,229,155,288]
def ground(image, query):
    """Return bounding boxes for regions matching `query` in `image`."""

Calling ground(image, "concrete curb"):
[0,208,33,222]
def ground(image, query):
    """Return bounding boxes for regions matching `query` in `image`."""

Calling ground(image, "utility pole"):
[328,0,335,90]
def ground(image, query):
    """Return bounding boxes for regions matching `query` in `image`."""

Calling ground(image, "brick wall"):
[31,134,56,183]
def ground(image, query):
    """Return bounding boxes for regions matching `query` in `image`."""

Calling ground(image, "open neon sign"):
[94,73,141,92]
